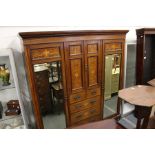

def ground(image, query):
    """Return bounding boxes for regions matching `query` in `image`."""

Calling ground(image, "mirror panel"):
[103,53,121,118]
[33,61,66,129]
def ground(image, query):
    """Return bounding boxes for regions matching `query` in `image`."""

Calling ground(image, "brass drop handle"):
[91,90,96,95]
[74,95,81,100]
[75,104,82,109]
[90,109,96,114]
[89,99,96,104]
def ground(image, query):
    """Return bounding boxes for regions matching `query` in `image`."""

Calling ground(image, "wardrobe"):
[19,30,128,128]
[136,28,155,85]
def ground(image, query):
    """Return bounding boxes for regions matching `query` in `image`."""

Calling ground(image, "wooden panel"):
[70,59,83,90]
[70,105,100,124]
[88,57,98,86]
[85,40,101,90]
[69,45,81,55]
[31,47,61,60]
[87,44,98,54]
[70,96,100,113]
[87,87,101,98]
[69,91,86,104]
[105,43,122,51]
[65,41,85,95]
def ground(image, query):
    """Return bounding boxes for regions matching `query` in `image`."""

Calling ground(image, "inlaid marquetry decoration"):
[88,57,98,86]
[88,44,98,54]
[69,45,81,56]
[105,43,122,51]
[31,47,61,60]
[71,59,82,90]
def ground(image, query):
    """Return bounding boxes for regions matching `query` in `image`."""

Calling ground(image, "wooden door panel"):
[65,41,85,94]
[88,56,98,86]
[70,59,83,90]
[87,44,98,54]
[85,40,101,89]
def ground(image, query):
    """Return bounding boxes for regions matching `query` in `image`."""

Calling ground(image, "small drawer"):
[70,106,100,124]
[70,92,85,104]
[70,96,100,113]
[87,88,100,98]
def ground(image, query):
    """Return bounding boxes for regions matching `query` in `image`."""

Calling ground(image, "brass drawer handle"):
[74,95,81,100]
[90,109,96,114]
[91,90,96,95]
[89,99,96,104]
[75,104,82,109]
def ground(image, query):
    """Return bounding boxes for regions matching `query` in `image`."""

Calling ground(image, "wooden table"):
[119,85,155,129]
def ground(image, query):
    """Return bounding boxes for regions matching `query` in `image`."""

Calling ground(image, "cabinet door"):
[65,41,86,97]
[84,40,102,90]
[103,40,124,118]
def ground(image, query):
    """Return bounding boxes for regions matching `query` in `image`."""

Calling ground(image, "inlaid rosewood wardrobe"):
[19,30,128,128]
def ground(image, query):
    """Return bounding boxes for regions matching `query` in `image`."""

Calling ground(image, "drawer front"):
[71,115,101,127]
[69,91,86,104]
[87,87,100,98]
[31,47,61,60]
[70,96,100,113]
[105,43,122,51]
[70,105,100,124]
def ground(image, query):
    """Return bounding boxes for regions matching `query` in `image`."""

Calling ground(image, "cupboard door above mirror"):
[29,43,64,64]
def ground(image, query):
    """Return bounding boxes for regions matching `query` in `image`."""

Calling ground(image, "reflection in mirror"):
[33,61,66,129]
[103,54,121,118]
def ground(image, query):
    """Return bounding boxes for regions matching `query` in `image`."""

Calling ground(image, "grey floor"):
[43,112,66,129]
[118,113,137,129]
[104,95,118,118]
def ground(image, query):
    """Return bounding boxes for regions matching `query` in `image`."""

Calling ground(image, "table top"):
[148,78,155,87]
[118,85,155,107]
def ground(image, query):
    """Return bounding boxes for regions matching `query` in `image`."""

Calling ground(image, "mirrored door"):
[103,53,121,118]
[33,61,66,129]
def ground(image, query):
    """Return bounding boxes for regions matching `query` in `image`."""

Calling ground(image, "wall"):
[0,26,137,52]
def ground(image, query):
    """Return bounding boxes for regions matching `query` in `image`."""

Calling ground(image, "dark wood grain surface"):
[71,119,124,129]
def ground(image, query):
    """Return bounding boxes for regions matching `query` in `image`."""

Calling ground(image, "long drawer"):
[70,115,101,127]
[70,104,100,124]
[70,96,100,114]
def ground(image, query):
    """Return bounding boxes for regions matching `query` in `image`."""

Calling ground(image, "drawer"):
[87,87,100,98]
[70,105,100,124]
[70,96,100,113]
[70,92,86,104]
[71,115,101,127]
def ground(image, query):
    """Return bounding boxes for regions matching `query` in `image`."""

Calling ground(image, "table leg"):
[141,107,152,129]
[136,119,141,129]
[134,105,152,129]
